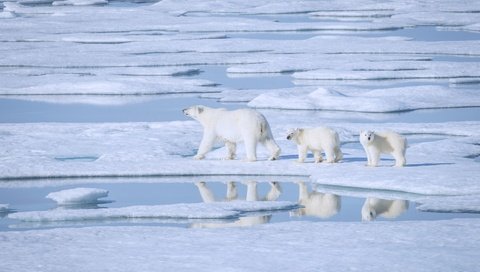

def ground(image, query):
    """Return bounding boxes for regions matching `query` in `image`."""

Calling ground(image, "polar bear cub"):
[287,127,343,163]
[359,130,407,167]
[183,105,281,161]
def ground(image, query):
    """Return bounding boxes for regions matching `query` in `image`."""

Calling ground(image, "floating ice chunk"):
[52,0,108,6]
[46,188,109,205]
[8,201,298,222]
[293,61,480,81]
[0,77,220,96]
[0,204,9,211]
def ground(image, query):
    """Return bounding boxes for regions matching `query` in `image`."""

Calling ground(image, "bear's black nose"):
[286,135,291,140]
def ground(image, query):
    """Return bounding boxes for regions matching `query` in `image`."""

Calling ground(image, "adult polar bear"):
[183,105,281,161]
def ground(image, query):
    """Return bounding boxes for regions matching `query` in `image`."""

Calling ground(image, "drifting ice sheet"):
[46,187,109,205]
[248,86,480,112]
[8,201,298,222]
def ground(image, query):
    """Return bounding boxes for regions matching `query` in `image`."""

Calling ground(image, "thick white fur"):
[287,127,343,163]
[184,105,281,161]
[361,197,409,221]
[290,181,340,218]
[359,130,407,167]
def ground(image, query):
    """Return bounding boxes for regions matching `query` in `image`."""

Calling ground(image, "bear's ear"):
[297,128,304,133]
[197,106,204,114]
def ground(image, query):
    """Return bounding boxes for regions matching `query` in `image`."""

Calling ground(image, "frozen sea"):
[1,0,480,271]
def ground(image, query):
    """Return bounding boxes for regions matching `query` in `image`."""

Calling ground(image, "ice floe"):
[52,0,108,6]
[1,0,480,105]
[0,120,479,199]
[46,187,109,205]
[248,85,480,112]
[8,201,298,222]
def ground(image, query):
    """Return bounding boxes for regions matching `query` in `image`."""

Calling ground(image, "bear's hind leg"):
[225,141,236,160]
[334,146,343,162]
[244,137,258,162]
[262,138,281,161]
[313,150,323,163]
[392,150,406,167]
[324,148,335,163]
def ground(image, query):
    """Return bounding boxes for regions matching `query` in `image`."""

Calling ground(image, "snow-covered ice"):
[9,201,298,222]
[0,220,479,272]
[0,120,479,197]
[248,85,480,112]
[46,187,109,205]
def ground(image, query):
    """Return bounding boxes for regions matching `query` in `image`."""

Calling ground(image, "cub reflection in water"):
[290,181,341,219]
[192,181,282,228]
[361,197,409,221]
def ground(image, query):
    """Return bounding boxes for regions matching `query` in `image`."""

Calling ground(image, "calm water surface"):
[1,180,478,231]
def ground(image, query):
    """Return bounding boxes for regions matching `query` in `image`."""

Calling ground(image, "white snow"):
[46,187,109,205]
[0,220,479,272]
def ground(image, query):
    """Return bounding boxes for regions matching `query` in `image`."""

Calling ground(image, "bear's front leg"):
[368,147,380,167]
[363,146,372,166]
[195,131,216,160]
[297,145,308,163]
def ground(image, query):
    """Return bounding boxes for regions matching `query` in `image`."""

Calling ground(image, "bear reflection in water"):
[192,181,282,228]
[290,181,341,219]
[361,197,409,221]
[192,181,410,226]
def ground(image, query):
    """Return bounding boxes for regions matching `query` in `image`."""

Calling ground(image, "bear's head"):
[360,130,375,144]
[286,128,303,141]
[361,205,377,221]
[183,105,205,120]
